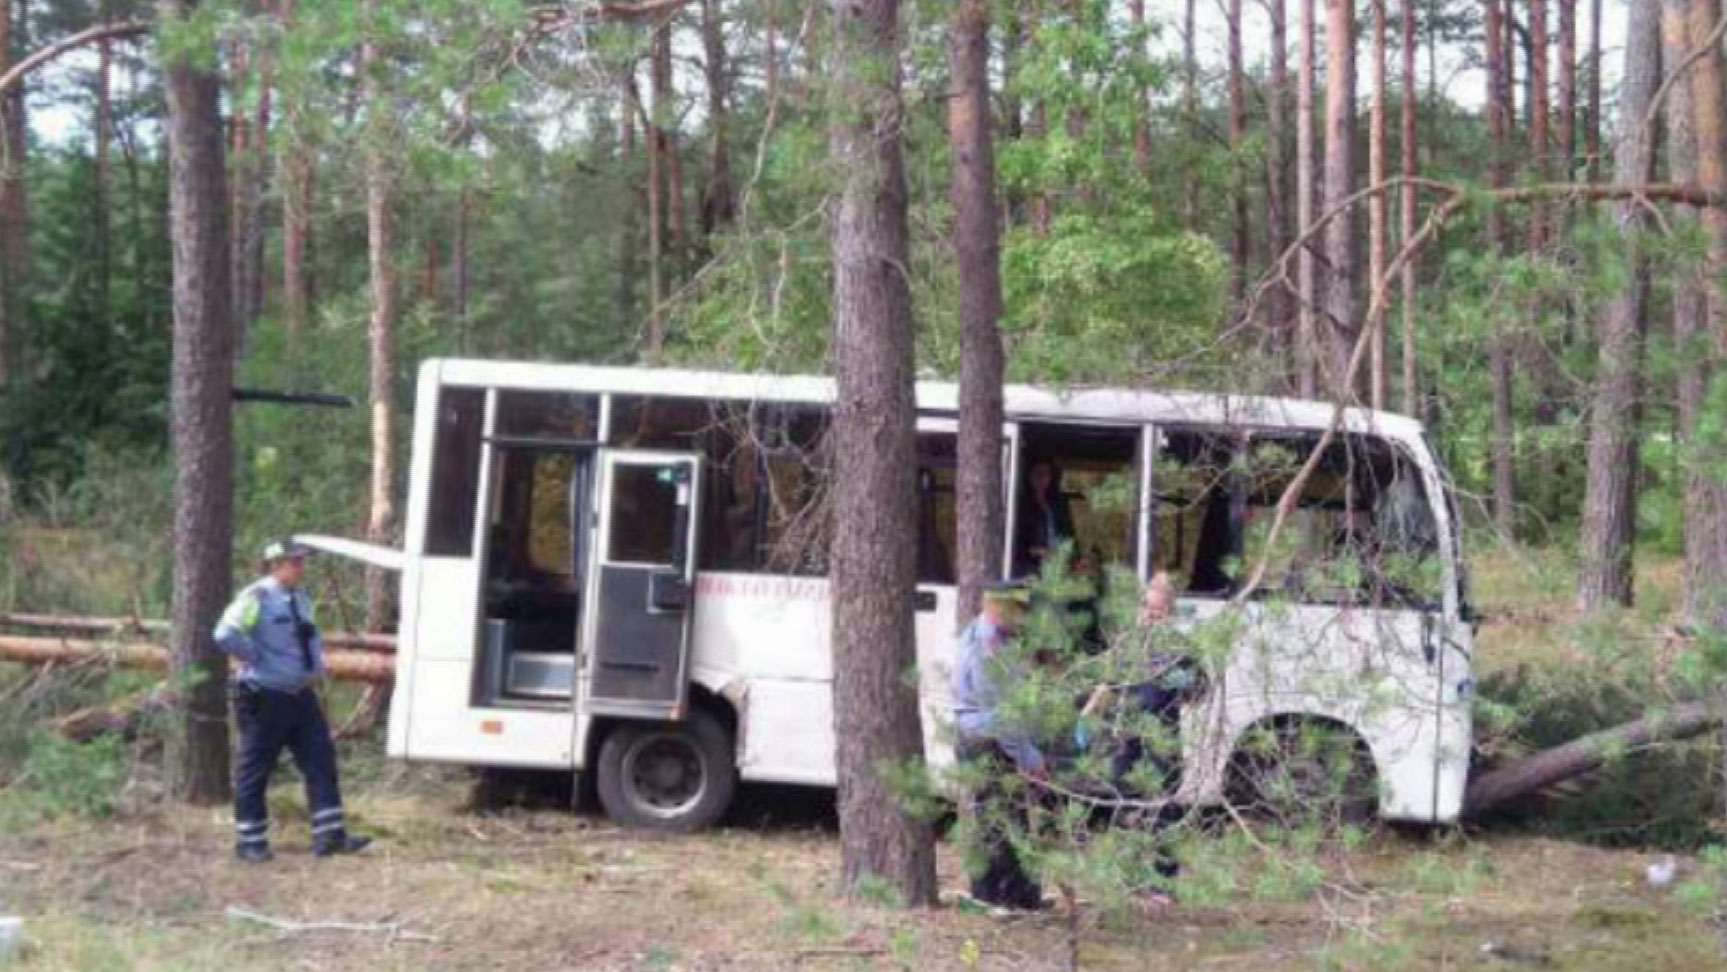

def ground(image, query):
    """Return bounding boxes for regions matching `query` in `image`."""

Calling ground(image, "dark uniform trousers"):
[957,738,1044,910]
[232,681,344,848]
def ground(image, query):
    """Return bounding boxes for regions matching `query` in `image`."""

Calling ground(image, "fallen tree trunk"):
[0,634,395,683]
[49,683,180,742]
[0,613,396,652]
[1463,701,1724,818]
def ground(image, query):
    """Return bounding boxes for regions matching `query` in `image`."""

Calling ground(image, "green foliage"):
[11,731,128,820]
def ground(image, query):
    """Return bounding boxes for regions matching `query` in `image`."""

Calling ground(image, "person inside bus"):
[1014,459,1075,577]
[951,582,1047,911]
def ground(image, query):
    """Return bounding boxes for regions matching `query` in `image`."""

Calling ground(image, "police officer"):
[215,539,372,863]
[950,582,1047,911]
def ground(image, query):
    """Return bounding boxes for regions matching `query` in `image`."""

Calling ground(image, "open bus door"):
[581,450,703,720]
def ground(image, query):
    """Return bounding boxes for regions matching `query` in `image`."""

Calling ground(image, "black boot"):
[235,843,274,864]
[311,832,373,857]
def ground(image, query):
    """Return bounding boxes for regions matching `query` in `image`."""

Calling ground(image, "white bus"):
[305,358,1475,832]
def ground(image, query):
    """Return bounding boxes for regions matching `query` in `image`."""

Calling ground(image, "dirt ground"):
[1,768,1721,972]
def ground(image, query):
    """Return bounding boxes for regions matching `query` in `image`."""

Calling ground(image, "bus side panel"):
[1176,599,1461,822]
[403,557,575,769]
[689,573,833,783]
[687,573,963,787]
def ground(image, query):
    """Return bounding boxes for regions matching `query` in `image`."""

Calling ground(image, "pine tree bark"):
[644,57,666,356]
[1130,0,1151,172]
[279,0,309,341]
[1228,0,1248,313]
[0,0,26,388]
[1576,0,1660,610]
[1684,0,1727,628]
[1485,0,1518,537]
[1322,0,1358,396]
[162,0,235,804]
[699,0,735,236]
[1267,0,1294,376]
[653,19,685,249]
[1369,0,1388,409]
[1664,0,1706,622]
[1558,0,1577,175]
[1400,0,1419,415]
[362,8,397,632]
[948,0,1004,623]
[1586,0,1602,182]
[1182,0,1199,232]
[1528,0,1550,249]
[95,12,113,319]
[1297,0,1318,396]
[825,0,937,907]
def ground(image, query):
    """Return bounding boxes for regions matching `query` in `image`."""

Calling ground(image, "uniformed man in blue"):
[215,539,372,863]
[950,581,1046,911]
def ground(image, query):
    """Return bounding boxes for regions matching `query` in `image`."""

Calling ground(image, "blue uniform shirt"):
[213,577,326,693]
[950,615,1045,774]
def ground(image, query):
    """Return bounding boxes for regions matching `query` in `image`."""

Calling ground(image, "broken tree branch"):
[224,906,440,943]
[0,21,151,97]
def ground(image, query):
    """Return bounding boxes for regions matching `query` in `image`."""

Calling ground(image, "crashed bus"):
[304,358,1475,832]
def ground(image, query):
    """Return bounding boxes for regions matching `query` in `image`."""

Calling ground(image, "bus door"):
[581,450,703,720]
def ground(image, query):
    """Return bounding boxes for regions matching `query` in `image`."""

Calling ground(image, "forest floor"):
[3,548,1724,971]
[0,775,1721,972]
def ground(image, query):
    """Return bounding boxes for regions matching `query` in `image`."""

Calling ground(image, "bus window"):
[496,390,598,440]
[1240,433,1440,606]
[1014,424,1141,580]
[426,387,486,557]
[917,432,957,585]
[1151,429,1241,597]
[758,409,831,576]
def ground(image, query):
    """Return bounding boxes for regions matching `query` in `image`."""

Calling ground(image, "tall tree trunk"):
[1322,0,1358,396]
[1297,0,1318,396]
[0,0,27,388]
[1576,0,1659,610]
[1369,0,1388,409]
[1130,0,1151,172]
[617,70,642,340]
[95,19,112,319]
[454,188,470,350]
[1528,0,1550,249]
[948,0,1004,623]
[825,0,937,908]
[362,8,397,632]
[653,19,685,250]
[1665,0,1706,622]
[228,43,251,341]
[1485,0,1518,537]
[1586,0,1602,182]
[1182,0,1198,232]
[700,0,735,236]
[161,0,235,805]
[644,61,666,356]
[246,50,271,326]
[279,0,308,341]
[1558,0,1577,175]
[1400,0,1419,415]
[763,0,778,104]
[1684,0,1727,628]
[1229,0,1249,313]
[1267,0,1293,378]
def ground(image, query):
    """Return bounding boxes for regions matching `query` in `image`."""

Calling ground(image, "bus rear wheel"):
[1225,718,1378,829]
[596,709,737,832]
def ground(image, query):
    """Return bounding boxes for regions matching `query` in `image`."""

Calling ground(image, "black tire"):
[596,708,737,833]
[1225,719,1378,829]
